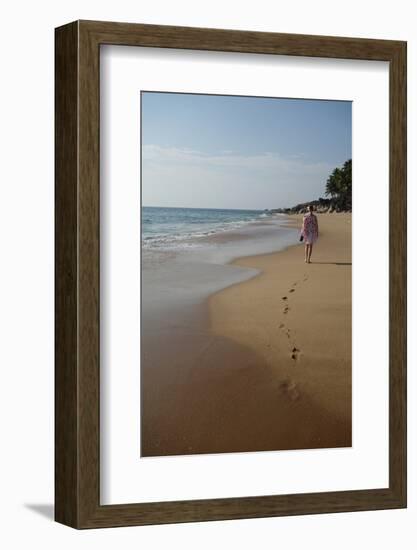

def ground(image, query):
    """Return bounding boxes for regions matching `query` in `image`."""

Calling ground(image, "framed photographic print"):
[55,20,406,528]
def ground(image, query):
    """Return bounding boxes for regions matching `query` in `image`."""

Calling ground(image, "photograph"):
[140,91,352,457]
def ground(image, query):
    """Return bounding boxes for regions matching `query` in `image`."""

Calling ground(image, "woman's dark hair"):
[308,205,314,212]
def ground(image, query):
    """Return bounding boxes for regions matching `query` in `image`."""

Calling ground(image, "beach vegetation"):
[325,159,352,211]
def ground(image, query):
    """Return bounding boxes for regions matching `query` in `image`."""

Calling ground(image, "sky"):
[141,92,352,210]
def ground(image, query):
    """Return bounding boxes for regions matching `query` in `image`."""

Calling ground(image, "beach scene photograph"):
[140,91,352,457]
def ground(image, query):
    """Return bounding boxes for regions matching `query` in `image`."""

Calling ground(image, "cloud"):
[141,144,334,209]
[142,144,331,174]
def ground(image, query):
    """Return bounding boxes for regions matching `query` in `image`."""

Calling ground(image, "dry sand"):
[141,214,352,456]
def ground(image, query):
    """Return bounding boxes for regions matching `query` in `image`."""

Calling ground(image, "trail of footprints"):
[278,274,309,363]
[279,379,300,401]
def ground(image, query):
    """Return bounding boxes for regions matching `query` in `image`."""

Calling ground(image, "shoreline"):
[141,216,298,322]
[141,213,352,457]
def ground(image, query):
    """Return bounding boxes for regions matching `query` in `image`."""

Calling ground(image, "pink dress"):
[301,213,319,244]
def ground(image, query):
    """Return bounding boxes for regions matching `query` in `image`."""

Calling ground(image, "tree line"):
[324,159,352,211]
[267,158,352,214]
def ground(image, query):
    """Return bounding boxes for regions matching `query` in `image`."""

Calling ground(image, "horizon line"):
[142,205,267,211]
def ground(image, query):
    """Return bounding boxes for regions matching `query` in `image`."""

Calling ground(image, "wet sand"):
[141,214,351,456]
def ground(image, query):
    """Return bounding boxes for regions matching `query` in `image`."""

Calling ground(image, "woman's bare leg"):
[307,243,313,263]
[304,244,309,262]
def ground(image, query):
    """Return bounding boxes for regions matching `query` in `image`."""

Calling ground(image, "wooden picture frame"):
[55,20,407,529]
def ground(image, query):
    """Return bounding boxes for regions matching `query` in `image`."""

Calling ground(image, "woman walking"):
[300,205,319,263]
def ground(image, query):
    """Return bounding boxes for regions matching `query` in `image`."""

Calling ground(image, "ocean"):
[141,206,300,320]
[142,206,270,249]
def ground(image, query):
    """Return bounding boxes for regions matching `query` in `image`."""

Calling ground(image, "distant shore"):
[141,213,352,456]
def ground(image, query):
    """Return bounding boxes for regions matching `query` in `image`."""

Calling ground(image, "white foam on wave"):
[142,215,278,251]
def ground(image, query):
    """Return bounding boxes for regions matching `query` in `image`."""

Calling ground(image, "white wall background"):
[0,0,415,547]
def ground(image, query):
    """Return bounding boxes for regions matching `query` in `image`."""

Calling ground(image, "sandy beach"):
[141,213,351,456]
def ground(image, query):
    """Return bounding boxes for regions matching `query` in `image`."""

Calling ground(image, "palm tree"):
[325,159,352,211]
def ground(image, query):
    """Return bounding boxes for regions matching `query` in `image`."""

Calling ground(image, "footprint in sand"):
[282,296,288,301]
[279,380,300,401]
[291,346,301,361]
[283,306,289,314]
[278,322,291,339]
[289,288,295,293]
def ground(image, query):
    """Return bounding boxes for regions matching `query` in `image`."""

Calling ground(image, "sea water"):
[141,206,300,322]
[142,206,271,249]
